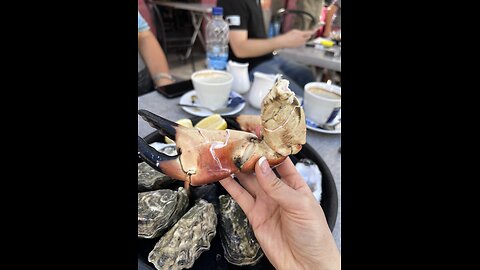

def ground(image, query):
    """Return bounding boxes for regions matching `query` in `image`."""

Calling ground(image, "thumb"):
[255,156,295,208]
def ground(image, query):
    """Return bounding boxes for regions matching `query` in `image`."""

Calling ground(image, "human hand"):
[277,29,316,49]
[154,77,175,88]
[219,157,340,270]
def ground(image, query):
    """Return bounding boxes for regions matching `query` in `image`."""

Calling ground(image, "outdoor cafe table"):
[278,45,341,72]
[138,90,341,251]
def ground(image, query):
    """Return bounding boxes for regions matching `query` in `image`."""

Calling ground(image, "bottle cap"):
[212,7,223,16]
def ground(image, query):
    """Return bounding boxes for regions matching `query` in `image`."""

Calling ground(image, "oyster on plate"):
[219,194,264,266]
[148,199,217,270]
[138,162,176,191]
[138,187,189,239]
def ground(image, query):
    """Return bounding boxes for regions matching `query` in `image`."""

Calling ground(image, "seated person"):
[138,11,175,96]
[217,0,316,97]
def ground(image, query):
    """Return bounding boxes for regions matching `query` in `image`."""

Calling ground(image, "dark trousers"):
[138,68,154,96]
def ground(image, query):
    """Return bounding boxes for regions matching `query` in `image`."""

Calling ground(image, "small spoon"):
[316,119,341,130]
[177,103,231,113]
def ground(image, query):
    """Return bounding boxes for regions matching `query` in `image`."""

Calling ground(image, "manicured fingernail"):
[258,156,269,174]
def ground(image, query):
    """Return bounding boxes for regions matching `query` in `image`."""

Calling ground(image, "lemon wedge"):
[194,114,227,130]
[165,118,193,144]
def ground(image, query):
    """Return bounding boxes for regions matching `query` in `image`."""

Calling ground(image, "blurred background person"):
[218,0,316,97]
[138,10,175,96]
[322,0,341,39]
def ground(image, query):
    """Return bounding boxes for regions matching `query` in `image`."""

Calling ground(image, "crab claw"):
[138,78,306,186]
[137,136,186,181]
[236,115,262,137]
[138,109,177,142]
[138,110,284,186]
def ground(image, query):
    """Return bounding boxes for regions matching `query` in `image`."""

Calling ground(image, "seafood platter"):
[138,78,338,270]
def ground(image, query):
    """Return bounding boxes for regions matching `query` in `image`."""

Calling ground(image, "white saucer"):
[306,118,341,134]
[179,90,246,117]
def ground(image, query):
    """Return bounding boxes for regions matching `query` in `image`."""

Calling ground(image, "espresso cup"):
[303,82,341,125]
[191,70,233,110]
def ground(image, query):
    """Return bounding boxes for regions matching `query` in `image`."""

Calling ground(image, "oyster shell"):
[150,142,178,156]
[138,162,176,191]
[219,195,264,266]
[148,199,217,270]
[138,187,189,239]
[295,158,322,202]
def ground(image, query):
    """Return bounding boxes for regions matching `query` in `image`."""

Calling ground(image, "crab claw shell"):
[261,78,306,156]
[172,126,284,186]
[236,115,262,135]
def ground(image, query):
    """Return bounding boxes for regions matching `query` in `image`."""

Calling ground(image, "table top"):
[138,90,341,252]
[152,1,214,13]
[278,45,341,72]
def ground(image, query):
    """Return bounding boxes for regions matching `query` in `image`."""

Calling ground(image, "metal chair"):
[145,0,197,71]
[270,8,319,36]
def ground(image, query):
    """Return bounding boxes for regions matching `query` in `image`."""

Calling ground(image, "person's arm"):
[323,3,338,38]
[138,30,174,87]
[229,29,316,58]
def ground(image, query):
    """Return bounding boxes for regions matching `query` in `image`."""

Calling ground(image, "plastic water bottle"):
[206,7,229,70]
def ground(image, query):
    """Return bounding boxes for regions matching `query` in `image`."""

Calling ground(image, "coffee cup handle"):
[326,107,341,123]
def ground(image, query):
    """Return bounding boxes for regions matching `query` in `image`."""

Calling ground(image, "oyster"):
[138,187,189,239]
[149,142,178,156]
[148,199,217,270]
[138,162,176,191]
[219,195,264,266]
[295,158,322,202]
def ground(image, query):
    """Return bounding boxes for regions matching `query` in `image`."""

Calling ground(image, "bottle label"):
[225,15,240,26]
[207,53,228,70]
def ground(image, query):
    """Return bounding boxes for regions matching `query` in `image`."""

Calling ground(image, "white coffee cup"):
[191,70,233,110]
[303,82,341,125]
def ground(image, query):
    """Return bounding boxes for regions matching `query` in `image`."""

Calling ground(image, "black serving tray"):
[138,116,338,270]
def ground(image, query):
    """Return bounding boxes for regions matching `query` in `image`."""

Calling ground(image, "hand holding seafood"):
[219,157,340,270]
[138,78,306,186]
[137,77,338,270]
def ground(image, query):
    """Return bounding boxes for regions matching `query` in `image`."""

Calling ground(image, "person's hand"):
[219,157,340,270]
[277,29,316,49]
[153,77,175,88]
